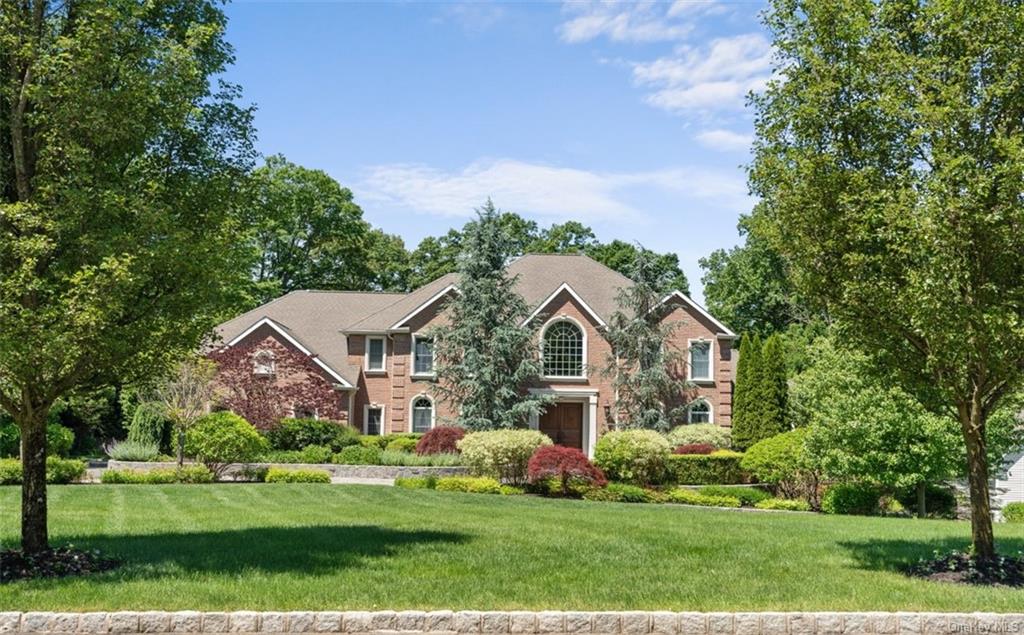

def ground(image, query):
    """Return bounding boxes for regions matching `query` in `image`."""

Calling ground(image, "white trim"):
[225,317,354,388]
[687,338,715,384]
[686,398,714,424]
[409,393,436,433]
[410,333,436,378]
[364,335,387,373]
[522,282,607,328]
[528,388,600,458]
[658,291,737,337]
[363,404,386,436]
[539,315,588,380]
[388,284,458,330]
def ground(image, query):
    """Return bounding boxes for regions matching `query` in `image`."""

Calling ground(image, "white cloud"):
[695,128,754,152]
[359,158,748,223]
[438,3,506,33]
[559,1,697,43]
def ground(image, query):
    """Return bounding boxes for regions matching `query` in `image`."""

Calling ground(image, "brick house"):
[214,254,736,456]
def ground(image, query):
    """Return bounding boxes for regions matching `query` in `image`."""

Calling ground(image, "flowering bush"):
[666,424,731,449]
[184,412,268,478]
[593,429,671,485]
[416,426,466,455]
[527,445,606,495]
[457,429,552,485]
[673,443,716,455]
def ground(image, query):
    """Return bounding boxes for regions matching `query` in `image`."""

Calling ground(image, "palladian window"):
[542,320,584,378]
[687,400,711,424]
[411,396,433,433]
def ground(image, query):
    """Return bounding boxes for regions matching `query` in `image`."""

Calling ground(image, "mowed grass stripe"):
[3,484,1024,612]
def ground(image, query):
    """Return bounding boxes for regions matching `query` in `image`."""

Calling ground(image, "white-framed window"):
[688,339,713,382]
[253,350,276,376]
[687,400,712,424]
[365,335,386,372]
[364,404,385,435]
[293,405,318,420]
[412,335,434,377]
[410,395,434,433]
[541,317,586,378]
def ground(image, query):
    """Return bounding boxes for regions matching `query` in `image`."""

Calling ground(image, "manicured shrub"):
[527,445,606,495]
[0,459,20,484]
[126,402,168,447]
[673,443,716,455]
[416,426,466,455]
[237,465,269,482]
[740,428,820,504]
[394,476,437,489]
[265,467,331,483]
[378,450,461,467]
[499,485,525,495]
[665,451,746,485]
[359,433,423,450]
[0,421,75,458]
[101,466,214,484]
[593,430,671,486]
[267,418,360,452]
[1003,502,1024,523]
[666,424,731,449]
[1,458,86,485]
[385,437,419,453]
[583,482,653,503]
[184,412,268,478]
[821,482,882,516]
[665,488,741,508]
[435,476,502,494]
[755,498,812,512]
[293,444,333,464]
[894,484,958,519]
[332,445,382,465]
[107,439,160,462]
[457,429,552,485]
[698,485,770,506]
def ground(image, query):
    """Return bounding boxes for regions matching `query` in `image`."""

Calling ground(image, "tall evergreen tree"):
[731,335,762,450]
[602,249,689,432]
[431,200,549,430]
[758,334,789,437]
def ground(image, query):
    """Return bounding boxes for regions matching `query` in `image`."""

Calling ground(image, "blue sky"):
[223,1,770,300]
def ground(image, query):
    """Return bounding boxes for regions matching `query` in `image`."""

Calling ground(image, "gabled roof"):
[521,282,607,328]
[659,290,737,338]
[224,316,354,388]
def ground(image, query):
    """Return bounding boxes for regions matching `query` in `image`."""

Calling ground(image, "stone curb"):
[1,612,1022,635]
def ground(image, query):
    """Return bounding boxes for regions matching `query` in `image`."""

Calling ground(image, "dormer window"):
[253,350,275,376]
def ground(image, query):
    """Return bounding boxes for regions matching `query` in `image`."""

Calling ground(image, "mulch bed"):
[905,551,1024,587]
[0,546,119,583]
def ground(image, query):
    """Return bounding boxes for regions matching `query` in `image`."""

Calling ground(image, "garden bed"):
[105,460,469,480]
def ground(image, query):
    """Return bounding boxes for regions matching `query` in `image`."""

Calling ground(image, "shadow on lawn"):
[64,525,468,578]
[838,536,1024,574]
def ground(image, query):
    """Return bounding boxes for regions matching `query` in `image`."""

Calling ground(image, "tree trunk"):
[177,427,185,468]
[961,410,995,561]
[916,481,926,519]
[18,411,49,554]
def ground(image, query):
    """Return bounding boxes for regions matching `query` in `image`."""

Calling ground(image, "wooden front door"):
[539,402,584,450]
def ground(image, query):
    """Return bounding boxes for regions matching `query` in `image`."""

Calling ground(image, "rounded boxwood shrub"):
[416,426,466,455]
[457,429,552,485]
[332,445,382,465]
[821,482,882,515]
[385,437,418,453]
[1003,502,1024,523]
[0,457,85,485]
[593,430,671,486]
[101,465,214,484]
[740,428,819,502]
[755,498,811,511]
[267,418,360,452]
[527,445,606,496]
[265,467,331,483]
[395,476,437,490]
[185,412,268,478]
[435,476,502,494]
[666,424,731,449]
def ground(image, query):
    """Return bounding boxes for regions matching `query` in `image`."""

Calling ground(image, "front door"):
[539,402,584,450]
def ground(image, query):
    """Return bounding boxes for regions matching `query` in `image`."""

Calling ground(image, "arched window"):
[687,400,712,424]
[253,350,275,376]
[411,396,434,433]
[542,319,584,378]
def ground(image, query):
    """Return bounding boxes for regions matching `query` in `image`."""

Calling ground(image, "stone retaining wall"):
[1,611,1020,635]
[105,461,470,479]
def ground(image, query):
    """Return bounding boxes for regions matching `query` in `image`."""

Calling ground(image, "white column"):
[586,395,599,458]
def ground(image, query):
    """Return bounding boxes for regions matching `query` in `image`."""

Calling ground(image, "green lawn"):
[2,484,1024,611]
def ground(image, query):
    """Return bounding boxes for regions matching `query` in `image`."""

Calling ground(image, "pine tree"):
[431,200,550,430]
[759,334,789,438]
[731,334,761,450]
[602,248,688,432]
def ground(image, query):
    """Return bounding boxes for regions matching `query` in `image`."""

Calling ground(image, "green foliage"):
[107,440,161,462]
[583,483,653,503]
[394,476,438,490]
[356,433,422,450]
[1003,503,1024,524]
[894,485,958,520]
[698,486,770,507]
[435,476,502,494]
[267,418,360,452]
[602,249,690,431]
[665,488,741,508]
[732,334,787,450]
[101,466,214,484]
[185,413,268,478]
[593,430,671,485]
[730,335,759,450]
[0,422,74,458]
[260,445,334,464]
[265,468,331,484]
[755,498,811,512]
[385,437,419,453]
[821,483,882,516]
[457,429,552,485]
[0,458,85,485]
[431,201,551,430]
[665,451,747,485]
[126,403,169,448]
[377,451,462,467]
[666,424,731,449]
[741,429,820,503]
[332,445,382,465]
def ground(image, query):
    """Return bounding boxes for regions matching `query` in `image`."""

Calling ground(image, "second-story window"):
[366,336,386,372]
[253,350,275,376]
[413,336,434,376]
[689,340,712,381]
[542,319,584,378]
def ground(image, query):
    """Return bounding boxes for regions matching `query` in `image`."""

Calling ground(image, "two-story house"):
[214,254,736,456]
